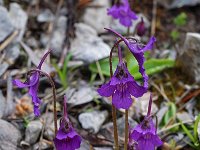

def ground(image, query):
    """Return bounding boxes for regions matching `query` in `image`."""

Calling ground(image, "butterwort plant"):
[98,28,156,110]
[97,28,157,150]
[13,49,51,116]
[54,95,81,150]
[129,94,163,150]
[108,0,138,27]
[13,49,58,134]
[98,46,146,110]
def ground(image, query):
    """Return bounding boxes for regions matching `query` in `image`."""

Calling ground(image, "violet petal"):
[112,89,132,109]
[97,82,115,97]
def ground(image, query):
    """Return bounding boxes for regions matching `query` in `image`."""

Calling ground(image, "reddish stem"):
[147,93,152,117]
[63,95,68,118]
[37,49,52,69]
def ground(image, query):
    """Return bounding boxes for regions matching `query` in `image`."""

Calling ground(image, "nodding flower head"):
[136,17,146,37]
[12,49,51,117]
[129,94,163,150]
[105,28,156,90]
[54,95,81,150]
[107,0,138,27]
[98,61,147,109]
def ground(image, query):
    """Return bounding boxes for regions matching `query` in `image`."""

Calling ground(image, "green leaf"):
[194,113,200,141]
[128,58,175,80]
[183,139,198,149]
[170,30,180,41]
[89,57,118,76]
[173,12,187,26]
[52,53,72,89]
[163,102,176,125]
[89,54,175,80]
[181,121,196,143]
[63,52,72,76]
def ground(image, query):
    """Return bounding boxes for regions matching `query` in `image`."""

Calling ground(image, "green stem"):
[124,110,129,150]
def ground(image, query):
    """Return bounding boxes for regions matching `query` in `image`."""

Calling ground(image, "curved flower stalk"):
[98,28,156,110]
[54,95,81,150]
[13,49,51,116]
[128,94,163,150]
[105,28,156,89]
[107,0,138,27]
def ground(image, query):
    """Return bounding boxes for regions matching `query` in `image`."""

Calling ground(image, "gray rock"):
[79,140,91,150]
[110,13,150,34]
[0,62,9,77]
[37,9,54,23]
[33,140,52,150]
[70,23,110,63]
[157,0,200,9]
[9,3,28,42]
[94,147,113,150]
[43,113,60,141]
[0,6,14,43]
[25,120,43,144]
[44,122,55,141]
[132,92,158,116]
[40,33,49,47]
[4,75,14,117]
[26,37,39,48]
[0,91,6,118]
[177,111,193,122]
[4,44,20,64]
[101,117,137,139]
[177,33,200,82]
[0,119,21,150]
[82,0,111,33]
[0,0,4,5]
[79,110,108,133]
[20,140,30,149]
[20,42,53,74]
[49,16,67,56]
[66,80,99,106]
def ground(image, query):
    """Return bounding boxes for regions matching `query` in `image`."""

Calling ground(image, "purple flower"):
[105,28,156,89]
[98,61,146,109]
[12,50,51,117]
[107,0,138,27]
[136,17,146,36]
[129,94,163,150]
[54,96,81,150]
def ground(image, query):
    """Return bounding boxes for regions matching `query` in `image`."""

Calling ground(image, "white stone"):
[0,6,14,43]
[79,110,108,133]
[66,80,99,106]
[133,92,158,116]
[37,9,54,22]
[25,120,43,144]
[70,23,110,63]
[82,0,111,33]
[50,16,67,56]
[0,119,21,150]
[9,3,28,42]
[177,32,200,82]
[0,91,6,118]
